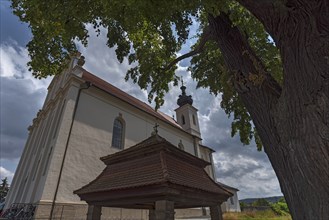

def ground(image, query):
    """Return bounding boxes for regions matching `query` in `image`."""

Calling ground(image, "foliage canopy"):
[11,0,283,148]
[12,0,282,150]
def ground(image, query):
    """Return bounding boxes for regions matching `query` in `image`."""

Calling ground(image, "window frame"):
[111,116,125,149]
[181,115,186,125]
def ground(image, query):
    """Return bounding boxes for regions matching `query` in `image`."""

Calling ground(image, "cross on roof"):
[153,123,159,134]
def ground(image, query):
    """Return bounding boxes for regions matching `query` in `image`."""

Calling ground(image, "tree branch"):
[208,12,282,142]
[235,0,284,40]
[161,26,212,71]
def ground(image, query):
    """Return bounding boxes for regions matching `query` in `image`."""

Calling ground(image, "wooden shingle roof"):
[74,135,232,208]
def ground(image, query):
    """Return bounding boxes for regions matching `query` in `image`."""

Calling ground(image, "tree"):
[252,198,270,207]
[11,0,329,219]
[271,198,290,216]
[0,177,10,201]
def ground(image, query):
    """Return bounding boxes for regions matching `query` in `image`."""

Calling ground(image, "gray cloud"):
[213,152,281,198]
[0,166,14,181]
[0,43,50,159]
[1,23,282,199]
[0,78,46,158]
[190,88,281,198]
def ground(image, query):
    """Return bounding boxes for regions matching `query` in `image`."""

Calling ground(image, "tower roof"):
[177,85,193,107]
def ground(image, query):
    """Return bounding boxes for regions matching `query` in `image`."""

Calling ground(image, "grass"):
[223,210,292,220]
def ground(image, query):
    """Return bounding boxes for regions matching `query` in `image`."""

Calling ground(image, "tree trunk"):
[208,9,329,219]
[272,4,329,218]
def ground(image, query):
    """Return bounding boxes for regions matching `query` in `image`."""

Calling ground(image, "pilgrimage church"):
[4,54,240,219]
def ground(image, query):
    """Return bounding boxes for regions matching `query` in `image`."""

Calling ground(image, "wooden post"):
[154,200,175,220]
[149,209,156,220]
[86,205,102,220]
[210,205,223,220]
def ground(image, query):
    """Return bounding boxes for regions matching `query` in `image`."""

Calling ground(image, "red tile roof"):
[74,66,182,129]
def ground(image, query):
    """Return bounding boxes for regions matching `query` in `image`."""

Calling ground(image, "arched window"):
[181,115,185,125]
[112,117,125,149]
[192,115,196,125]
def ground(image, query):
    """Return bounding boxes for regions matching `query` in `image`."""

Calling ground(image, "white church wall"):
[35,98,68,203]
[9,101,58,206]
[5,66,235,220]
[221,191,241,212]
[40,83,81,202]
[41,81,197,203]
[175,104,201,138]
[28,107,56,203]
[12,77,76,206]
[199,147,214,179]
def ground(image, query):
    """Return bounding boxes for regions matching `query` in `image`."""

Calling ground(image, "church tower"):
[175,84,201,138]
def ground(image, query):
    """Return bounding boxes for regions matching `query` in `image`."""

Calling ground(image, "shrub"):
[271,201,290,216]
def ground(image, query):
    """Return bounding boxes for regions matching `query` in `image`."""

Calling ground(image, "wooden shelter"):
[74,134,232,220]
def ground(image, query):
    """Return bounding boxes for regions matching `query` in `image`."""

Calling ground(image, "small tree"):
[0,177,10,202]
[271,198,290,216]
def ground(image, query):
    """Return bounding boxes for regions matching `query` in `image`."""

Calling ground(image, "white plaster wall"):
[53,87,198,203]
[221,191,241,212]
[5,63,77,209]
[40,84,81,203]
[175,104,201,137]
[199,147,214,179]
[6,72,217,211]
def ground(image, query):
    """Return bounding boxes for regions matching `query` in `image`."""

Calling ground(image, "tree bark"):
[208,7,329,219]
[272,2,329,219]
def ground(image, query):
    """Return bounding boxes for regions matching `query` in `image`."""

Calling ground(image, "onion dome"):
[177,85,193,107]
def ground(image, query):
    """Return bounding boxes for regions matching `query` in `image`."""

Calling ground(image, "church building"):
[4,54,240,219]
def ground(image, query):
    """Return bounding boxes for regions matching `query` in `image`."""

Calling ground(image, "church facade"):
[5,55,240,219]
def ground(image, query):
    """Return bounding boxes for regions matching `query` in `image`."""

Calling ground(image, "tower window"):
[181,115,185,125]
[112,117,125,149]
[193,115,196,125]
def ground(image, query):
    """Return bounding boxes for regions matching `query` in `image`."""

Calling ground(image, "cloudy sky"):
[0,1,282,199]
